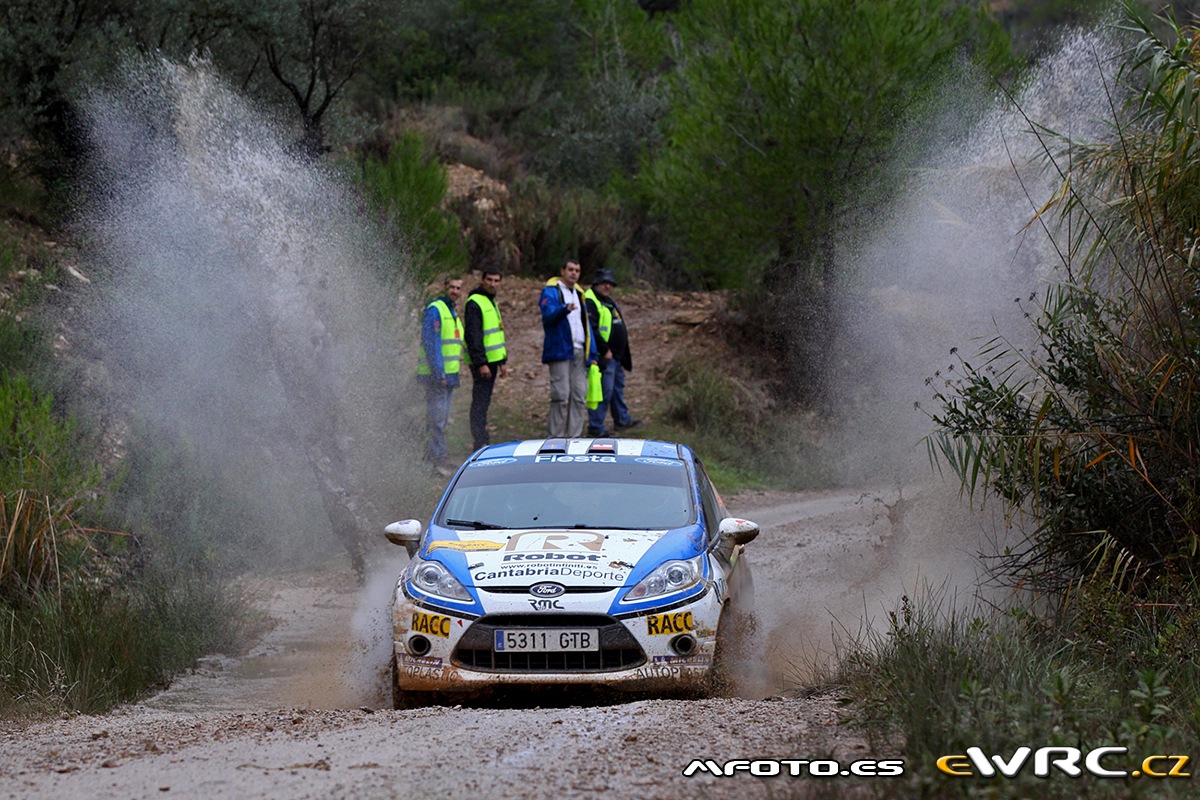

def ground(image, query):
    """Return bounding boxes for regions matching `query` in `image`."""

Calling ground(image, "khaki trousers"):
[547,347,587,438]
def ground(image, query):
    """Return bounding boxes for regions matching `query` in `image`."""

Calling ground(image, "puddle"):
[144,574,390,712]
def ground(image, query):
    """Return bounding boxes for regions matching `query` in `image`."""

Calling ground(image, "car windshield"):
[438,459,695,530]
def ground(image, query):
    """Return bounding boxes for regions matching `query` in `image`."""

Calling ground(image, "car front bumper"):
[392,583,727,693]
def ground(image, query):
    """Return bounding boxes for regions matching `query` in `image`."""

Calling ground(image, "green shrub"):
[358,131,467,282]
[657,354,830,489]
[0,374,98,501]
[505,178,635,277]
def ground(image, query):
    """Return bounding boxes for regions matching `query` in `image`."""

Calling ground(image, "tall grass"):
[0,333,255,716]
[834,586,1200,797]
[0,570,256,715]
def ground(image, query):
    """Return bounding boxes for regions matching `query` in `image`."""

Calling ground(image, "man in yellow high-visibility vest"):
[464,268,508,450]
[417,275,464,476]
[585,268,640,436]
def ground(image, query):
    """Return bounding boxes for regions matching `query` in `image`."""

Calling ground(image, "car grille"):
[453,614,645,673]
[482,586,613,594]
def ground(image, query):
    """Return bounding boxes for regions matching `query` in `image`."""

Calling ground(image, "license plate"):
[494,629,600,653]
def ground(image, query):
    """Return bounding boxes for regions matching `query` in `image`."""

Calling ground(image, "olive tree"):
[641,0,1007,291]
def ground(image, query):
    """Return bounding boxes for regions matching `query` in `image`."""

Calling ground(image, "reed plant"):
[927,6,1200,597]
[0,365,255,715]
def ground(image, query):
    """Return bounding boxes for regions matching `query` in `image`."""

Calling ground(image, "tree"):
[0,0,396,176]
[0,0,118,187]
[237,0,396,159]
[642,0,1006,290]
[635,0,1010,393]
[532,0,669,186]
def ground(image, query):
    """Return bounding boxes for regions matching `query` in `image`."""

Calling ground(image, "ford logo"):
[529,582,565,598]
[469,457,518,468]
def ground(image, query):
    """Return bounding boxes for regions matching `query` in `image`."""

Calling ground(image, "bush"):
[835,586,1200,797]
[358,131,467,282]
[658,354,830,488]
[505,178,635,277]
[927,10,1200,595]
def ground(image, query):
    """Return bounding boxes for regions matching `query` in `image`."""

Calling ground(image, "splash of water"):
[77,57,426,573]
[748,28,1131,686]
[825,26,1126,485]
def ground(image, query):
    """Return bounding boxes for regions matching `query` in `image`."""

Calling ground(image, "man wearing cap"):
[540,259,598,438]
[417,275,464,476]
[585,268,640,437]
[463,268,507,450]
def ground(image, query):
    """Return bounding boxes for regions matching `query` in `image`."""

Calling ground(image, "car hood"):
[424,527,694,589]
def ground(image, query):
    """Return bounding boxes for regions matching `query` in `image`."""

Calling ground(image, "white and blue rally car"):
[383,437,759,706]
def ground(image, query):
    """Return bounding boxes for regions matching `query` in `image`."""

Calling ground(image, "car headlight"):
[624,555,704,601]
[406,555,472,601]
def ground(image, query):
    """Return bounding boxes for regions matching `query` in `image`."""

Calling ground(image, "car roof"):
[469,438,688,462]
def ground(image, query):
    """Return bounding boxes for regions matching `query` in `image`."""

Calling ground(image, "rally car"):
[383,437,759,707]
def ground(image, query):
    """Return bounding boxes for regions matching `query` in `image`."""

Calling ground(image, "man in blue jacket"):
[540,259,598,437]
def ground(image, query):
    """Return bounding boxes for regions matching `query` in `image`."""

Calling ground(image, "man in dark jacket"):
[540,259,598,437]
[463,268,507,450]
[585,268,640,436]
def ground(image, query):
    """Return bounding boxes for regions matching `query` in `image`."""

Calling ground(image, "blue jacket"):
[540,278,598,365]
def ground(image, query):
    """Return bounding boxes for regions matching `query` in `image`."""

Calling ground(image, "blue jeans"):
[609,361,633,428]
[424,382,453,464]
[589,360,633,434]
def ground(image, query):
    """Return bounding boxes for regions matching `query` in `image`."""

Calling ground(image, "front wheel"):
[390,658,428,710]
[709,568,757,697]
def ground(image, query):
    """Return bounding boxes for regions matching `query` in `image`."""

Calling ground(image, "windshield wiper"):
[570,524,639,530]
[444,518,506,530]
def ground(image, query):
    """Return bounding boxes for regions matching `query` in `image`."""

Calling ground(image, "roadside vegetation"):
[0,228,259,716]
[4,5,1200,787]
[826,8,1200,796]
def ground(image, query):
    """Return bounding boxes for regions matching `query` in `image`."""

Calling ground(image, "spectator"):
[540,259,598,437]
[463,268,507,450]
[417,275,464,476]
[585,268,640,436]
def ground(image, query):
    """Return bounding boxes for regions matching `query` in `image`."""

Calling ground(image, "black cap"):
[592,268,618,287]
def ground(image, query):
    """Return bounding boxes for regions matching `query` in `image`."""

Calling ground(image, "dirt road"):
[0,485,1000,799]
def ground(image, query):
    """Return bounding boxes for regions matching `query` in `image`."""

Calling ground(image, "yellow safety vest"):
[417,299,463,376]
[465,293,507,363]
[584,288,612,341]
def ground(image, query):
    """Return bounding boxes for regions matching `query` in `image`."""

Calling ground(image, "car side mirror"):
[718,517,759,546]
[384,519,423,557]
